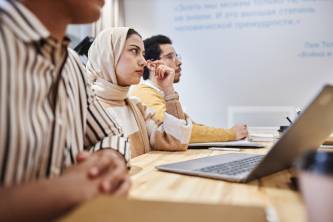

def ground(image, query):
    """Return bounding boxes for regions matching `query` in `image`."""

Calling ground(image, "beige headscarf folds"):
[86,27,150,154]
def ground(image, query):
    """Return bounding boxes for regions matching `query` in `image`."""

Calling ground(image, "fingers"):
[74,149,129,198]
[155,66,163,80]
[243,124,249,134]
[234,123,248,131]
[150,61,171,77]
[76,151,91,164]
[98,156,128,193]
[155,65,162,79]
[147,60,175,82]
[60,149,128,203]
[233,123,249,140]
[146,60,157,71]
[151,60,165,66]
[155,65,175,81]
[234,123,246,128]
[242,128,249,138]
[147,60,165,72]
[84,150,128,195]
[87,150,119,178]
[242,125,248,136]
[240,124,248,137]
[112,177,132,197]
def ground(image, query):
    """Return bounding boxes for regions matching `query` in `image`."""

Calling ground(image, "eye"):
[130,48,139,55]
[166,54,174,60]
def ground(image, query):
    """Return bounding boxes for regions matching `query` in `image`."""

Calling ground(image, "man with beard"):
[131,35,248,143]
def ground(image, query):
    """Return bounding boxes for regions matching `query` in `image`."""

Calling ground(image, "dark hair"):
[127,28,142,39]
[143,35,172,80]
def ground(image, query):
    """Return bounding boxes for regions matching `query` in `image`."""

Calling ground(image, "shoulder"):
[67,48,83,64]
[131,83,163,98]
[129,96,141,104]
[66,48,88,80]
[128,96,146,115]
[128,96,156,119]
[0,20,22,69]
[0,17,16,52]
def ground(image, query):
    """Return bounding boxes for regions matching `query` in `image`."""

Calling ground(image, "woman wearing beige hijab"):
[86,27,192,158]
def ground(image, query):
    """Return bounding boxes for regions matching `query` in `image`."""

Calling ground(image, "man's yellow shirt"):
[130,83,236,143]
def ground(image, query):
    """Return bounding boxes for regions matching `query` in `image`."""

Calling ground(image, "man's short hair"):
[143,35,172,80]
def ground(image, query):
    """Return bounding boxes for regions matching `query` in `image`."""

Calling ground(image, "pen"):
[208,147,241,151]
[286,116,293,124]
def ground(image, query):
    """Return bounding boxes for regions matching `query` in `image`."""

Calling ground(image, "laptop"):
[157,85,333,182]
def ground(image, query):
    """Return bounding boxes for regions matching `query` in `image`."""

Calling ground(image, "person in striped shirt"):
[0,0,131,221]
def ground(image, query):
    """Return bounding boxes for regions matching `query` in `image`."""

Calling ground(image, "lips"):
[136,70,144,76]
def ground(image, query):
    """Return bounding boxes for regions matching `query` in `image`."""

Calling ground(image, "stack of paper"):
[248,133,275,142]
[189,140,265,148]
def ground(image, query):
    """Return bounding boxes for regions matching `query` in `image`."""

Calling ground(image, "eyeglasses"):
[160,52,182,62]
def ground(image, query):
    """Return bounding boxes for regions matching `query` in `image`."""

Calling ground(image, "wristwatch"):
[164,92,179,101]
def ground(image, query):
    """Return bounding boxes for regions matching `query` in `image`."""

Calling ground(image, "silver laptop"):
[157,85,333,182]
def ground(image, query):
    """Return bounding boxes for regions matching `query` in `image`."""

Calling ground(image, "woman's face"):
[116,34,147,87]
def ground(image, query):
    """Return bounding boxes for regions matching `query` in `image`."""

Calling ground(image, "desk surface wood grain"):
[129,147,306,222]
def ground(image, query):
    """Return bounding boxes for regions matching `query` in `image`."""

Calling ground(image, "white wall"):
[124,0,333,127]
[67,24,92,48]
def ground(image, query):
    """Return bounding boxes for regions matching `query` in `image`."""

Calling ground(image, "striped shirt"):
[0,0,130,187]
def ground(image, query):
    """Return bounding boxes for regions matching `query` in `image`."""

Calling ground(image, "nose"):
[176,57,182,66]
[139,56,147,67]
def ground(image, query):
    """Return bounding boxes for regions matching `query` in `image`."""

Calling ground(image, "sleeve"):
[130,84,236,144]
[190,123,236,143]
[133,98,192,151]
[164,92,186,120]
[69,49,131,161]
[130,86,166,122]
[84,82,131,161]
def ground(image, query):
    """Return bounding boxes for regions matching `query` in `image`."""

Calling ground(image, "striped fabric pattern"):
[0,0,130,186]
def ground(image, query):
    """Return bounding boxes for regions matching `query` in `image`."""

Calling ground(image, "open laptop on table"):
[157,85,333,182]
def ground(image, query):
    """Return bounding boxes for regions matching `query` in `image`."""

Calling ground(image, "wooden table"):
[129,148,306,222]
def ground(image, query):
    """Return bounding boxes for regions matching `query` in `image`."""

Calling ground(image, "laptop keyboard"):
[195,155,264,176]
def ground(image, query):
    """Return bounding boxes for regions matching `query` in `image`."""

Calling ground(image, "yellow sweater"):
[130,82,236,143]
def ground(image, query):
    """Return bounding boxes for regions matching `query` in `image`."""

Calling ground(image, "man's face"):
[64,0,105,24]
[159,44,182,83]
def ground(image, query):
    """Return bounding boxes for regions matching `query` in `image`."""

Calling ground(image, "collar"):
[143,79,165,96]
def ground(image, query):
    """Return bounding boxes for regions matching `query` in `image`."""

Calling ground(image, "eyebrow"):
[162,52,175,56]
[129,44,145,54]
[129,44,142,50]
